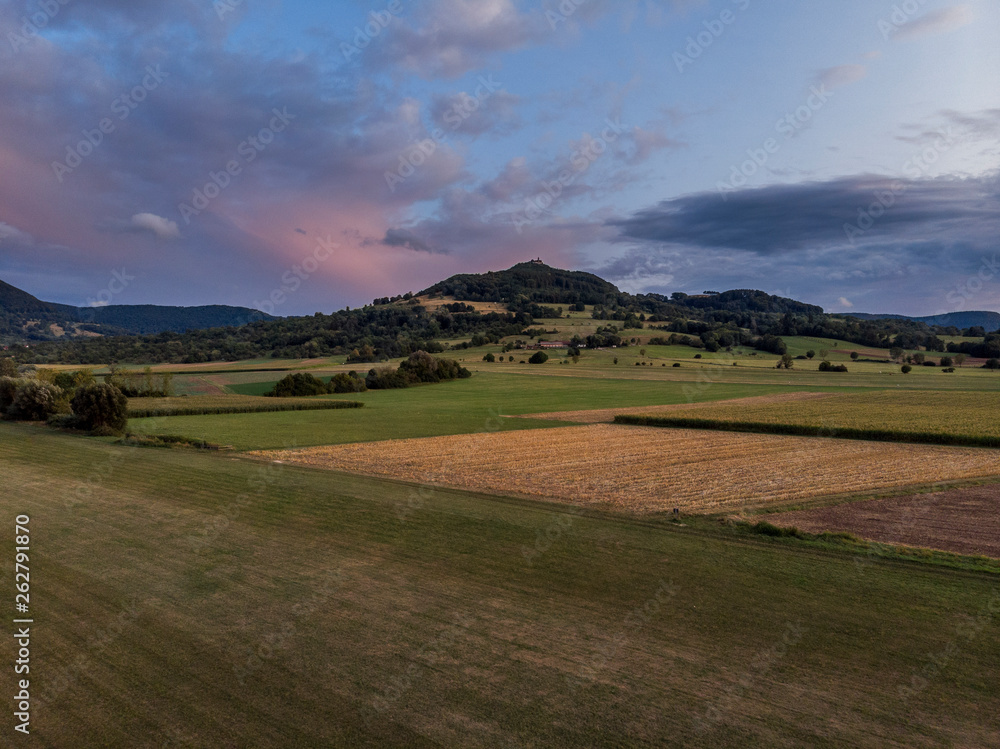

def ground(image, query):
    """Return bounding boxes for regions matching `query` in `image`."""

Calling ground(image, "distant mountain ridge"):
[846,311,1000,331]
[0,278,274,341]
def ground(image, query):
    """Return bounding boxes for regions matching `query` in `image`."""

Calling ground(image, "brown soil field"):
[251,424,1000,514]
[772,484,1000,558]
[512,392,832,423]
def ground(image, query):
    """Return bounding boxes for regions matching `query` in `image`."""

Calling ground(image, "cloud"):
[837,296,854,308]
[816,64,867,90]
[609,174,1000,255]
[428,89,522,138]
[891,5,974,42]
[0,222,33,246]
[381,228,440,254]
[130,212,180,239]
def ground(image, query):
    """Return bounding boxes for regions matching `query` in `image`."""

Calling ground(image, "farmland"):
[3,423,999,747]
[250,424,1000,514]
[613,390,1000,445]
[771,483,1000,559]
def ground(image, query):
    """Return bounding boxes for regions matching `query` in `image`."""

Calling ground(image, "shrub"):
[268,373,328,397]
[940,356,953,367]
[8,380,64,421]
[71,383,129,434]
[673,363,681,367]
[483,353,496,363]
[901,365,912,374]
[694,354,702,359]
[0,358,18,377]
[327,372,367,393]
[0,376,25,412]
[528,351,549,364]
[365,366,409,390]
[818,361,848,372]
[942,367,956,373]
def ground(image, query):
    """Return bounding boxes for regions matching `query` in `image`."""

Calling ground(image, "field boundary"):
[613,415,1000,448]
[129,400,363,418]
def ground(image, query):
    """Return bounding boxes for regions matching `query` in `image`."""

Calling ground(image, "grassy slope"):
[2,423,997,748]
[130,372,793,451]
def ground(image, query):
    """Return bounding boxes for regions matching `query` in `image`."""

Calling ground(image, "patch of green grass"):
[3,422,999,748]
[128,394,362,417]
[130,372,795,450]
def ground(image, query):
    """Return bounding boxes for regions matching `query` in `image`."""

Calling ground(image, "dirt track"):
[773,484,1000,558]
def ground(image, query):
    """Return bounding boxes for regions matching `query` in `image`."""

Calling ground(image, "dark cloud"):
[610,175,1000,255]
[381,228,441,254]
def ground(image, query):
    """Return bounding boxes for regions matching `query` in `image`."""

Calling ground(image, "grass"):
[614,390,1000,445]
[128,394,363,418]
[129,372,795,451]
[3,421,998,747]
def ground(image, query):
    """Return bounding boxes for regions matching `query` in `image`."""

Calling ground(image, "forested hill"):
[419,260,622,305]
[6,261,996,365]
[0,278,273,341]
[848,310,1000,331]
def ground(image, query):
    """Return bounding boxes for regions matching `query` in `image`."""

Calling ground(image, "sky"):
[0,0,998,317]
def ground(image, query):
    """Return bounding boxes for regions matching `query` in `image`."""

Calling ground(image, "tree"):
[71,383,128,434]
[940,356,953,368]
[268,373,328,397]
[7,381,64,421]
[985,359,1000,370]
[889,347,905,362]
[806,350,816,359]
[954,353,968,368]
[483,353,496,363]
[777,354,794,369]
[613,357,618,365]
[639,348,647,357]
[528,351,549,364]
[850,351,859,360]
[0,358,17,377]
[901,365,912,374]
[912,352,925,365]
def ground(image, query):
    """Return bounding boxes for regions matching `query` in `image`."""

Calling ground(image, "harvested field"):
[251,424,1000,514]
[771,483,1000,558]
[517,391,830,423]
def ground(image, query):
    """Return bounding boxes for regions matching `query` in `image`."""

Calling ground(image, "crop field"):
[129,373,793,451]
[128,394,362,418]
[613,390,1000,444]
[250,424,1000,514]
[3,422,999,748]
[771,483,1000,559]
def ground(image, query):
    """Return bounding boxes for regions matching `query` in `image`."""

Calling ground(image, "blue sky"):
[0,0,997,316]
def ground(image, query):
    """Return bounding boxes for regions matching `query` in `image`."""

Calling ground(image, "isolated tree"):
[8,381,63,421]
[640,348,647,357]
[0,358,17,378]
[954,353,968,368]
[806,350,816,359]
[483,353,496,363]
[940,356,953,368]
[889,347,905,362]
[850,351,859,360]
[901,365,912,374]
[778,354,794,369]
[71,383,128,434]
[912,352,925,365]
[613,357,618,365]
[528,351,549,364]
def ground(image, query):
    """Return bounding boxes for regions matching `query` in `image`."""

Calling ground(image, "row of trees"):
[0,375,127,434]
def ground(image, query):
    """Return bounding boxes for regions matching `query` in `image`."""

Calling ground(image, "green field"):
[616,390,1000,445]
[3,423,998,747]
[128,394,363,418]
[130,372,794,451]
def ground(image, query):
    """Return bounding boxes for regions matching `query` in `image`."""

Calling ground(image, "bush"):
[673,362,681,367]
[0,358,18,378]
[942,367,956,373]
[365,366,409,390]
[818,361,848,372]
[8,380,64,421]
[327,372,367,393]
[528,351,549,364]
[901,365,912,374]
[268,373,328,397]
[0,376,25,412]
[483,353,496,363]
[71,383,129,434]
[694,354,702,359]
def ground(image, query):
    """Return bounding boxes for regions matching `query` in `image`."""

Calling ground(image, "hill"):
[848,311,1000,331]
[419,260,622,305]
[0,278,274,342]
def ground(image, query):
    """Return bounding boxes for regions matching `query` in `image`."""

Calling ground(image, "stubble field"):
[251,423,1000,514]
